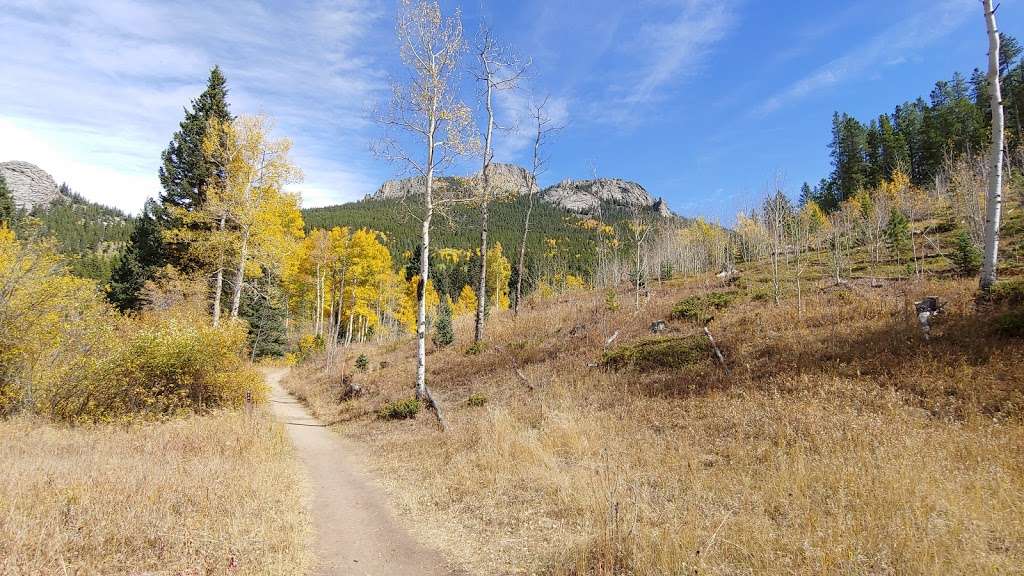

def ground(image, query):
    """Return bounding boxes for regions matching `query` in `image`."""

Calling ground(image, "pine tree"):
[240,277,289,359]
[0,173,13,227]
[884,208,911,265]
[159,66,232,212]
[829,112,868,202]
[107,200,164,311]
[432,297,454,348]
[950,228,982,276]
[158,66,233,270]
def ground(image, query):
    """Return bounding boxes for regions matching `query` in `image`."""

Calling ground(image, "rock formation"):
[540,178,673,216]
[0,161,60,210]
[369,163,538,200]
[367,164,674,217]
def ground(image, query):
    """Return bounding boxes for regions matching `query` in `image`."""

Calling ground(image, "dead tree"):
[474,25,527,342]
[513,96,560,317]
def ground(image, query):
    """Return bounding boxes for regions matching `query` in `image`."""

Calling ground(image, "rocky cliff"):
[370,163,540,200]
[540,178,673,217]
[0,161,60,210]
[368,164,673,217]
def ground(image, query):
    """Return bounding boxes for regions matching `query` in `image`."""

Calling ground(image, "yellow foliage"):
[453,284,478,316]
[0,230,263,423]
[486,242,512,311]
[396,274,440,334]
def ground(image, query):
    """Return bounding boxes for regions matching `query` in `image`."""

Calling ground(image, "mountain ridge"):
[365,163,675,218]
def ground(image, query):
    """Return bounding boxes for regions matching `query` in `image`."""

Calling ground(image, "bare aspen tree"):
[376,0,473,407]
[628,206,653,311]
[473,25,526,342]
[981,0,1005,291]
[762,175,791,305]
[514,96,558,317]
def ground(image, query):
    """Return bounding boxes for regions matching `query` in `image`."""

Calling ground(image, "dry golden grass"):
[0,411,312,576]
[287,272,1024,575]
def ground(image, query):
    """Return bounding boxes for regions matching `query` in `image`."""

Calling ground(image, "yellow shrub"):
[42,311,264,423]
[0,230,264,423]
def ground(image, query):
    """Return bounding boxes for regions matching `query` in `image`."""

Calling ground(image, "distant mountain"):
[540,178,673,217]
[0,161,60,210]
[368,163,675,217]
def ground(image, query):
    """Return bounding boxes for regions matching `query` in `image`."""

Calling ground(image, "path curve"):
[266,368,461,576]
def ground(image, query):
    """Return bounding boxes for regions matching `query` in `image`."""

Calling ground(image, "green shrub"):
[949,229,982,277]
[465,341,487,356]
[602,336,710,371]
[466,393,488,407]
[991,279,1024,306]
[994,309,1024,338]
[670,291,736,322]
[605,288,620,312]
[377,397,421,420]
[432,298,454,348]
[355,354,369,372]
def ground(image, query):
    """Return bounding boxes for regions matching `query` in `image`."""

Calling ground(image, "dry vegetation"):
[0,410,312,576]
[286,239,1024,574]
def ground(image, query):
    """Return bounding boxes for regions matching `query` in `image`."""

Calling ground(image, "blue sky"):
[1,0,1020,223]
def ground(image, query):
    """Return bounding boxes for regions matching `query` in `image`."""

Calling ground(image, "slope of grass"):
[286,263,1024,575]
[0,411,312,575]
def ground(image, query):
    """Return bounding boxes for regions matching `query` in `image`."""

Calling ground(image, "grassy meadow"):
[285,217,1024,575]
[0,411,312,576]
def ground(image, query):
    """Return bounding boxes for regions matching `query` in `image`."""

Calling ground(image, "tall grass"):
[0,411,311,576]
[286,271,1024,575]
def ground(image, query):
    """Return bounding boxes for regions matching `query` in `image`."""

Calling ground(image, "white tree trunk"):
[416,123,435,400]
[211,212,227,327]
[230,229,250,319]
[475,76,494,343]
[981,0,1004,291]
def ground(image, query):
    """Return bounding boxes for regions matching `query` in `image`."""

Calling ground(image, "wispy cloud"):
[0,0,387,213]
[571,0,735,127]
[755,0,975,115]
[623,0,736,105]
[491,85,570,164]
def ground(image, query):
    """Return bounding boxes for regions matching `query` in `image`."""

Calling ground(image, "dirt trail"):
[265,368,461,576]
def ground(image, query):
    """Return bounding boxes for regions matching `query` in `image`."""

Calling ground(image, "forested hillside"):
[303,195,667,283]
[15,186,133,281]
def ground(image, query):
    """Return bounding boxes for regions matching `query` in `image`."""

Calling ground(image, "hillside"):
[20,188,134,281]
[303,194,685,280]
[284,202,1024,575]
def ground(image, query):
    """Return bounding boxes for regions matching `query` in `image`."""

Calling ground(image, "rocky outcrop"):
[369,163,538,200]
[367,164,674,217]
[0,161,59,210]
[540,178,673,216]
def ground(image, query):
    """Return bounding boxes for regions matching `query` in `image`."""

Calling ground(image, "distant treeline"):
[806,32,1024,210]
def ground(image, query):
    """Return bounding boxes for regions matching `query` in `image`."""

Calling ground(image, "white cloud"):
[624,0,736,105]
[0,0,387,213]
[491,87,570,164]
[755,0,975,115]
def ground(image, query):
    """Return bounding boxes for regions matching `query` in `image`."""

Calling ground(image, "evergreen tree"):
[884,208,911,264]
[799,182,814,207]
[159,66,232,213]
[432,297,454,348]
[950,228,982,277]
[108,200,164,311]
[0,173,13,227]
[158,66,232,270]
[240,278,289,358]
[829,112,868,202]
